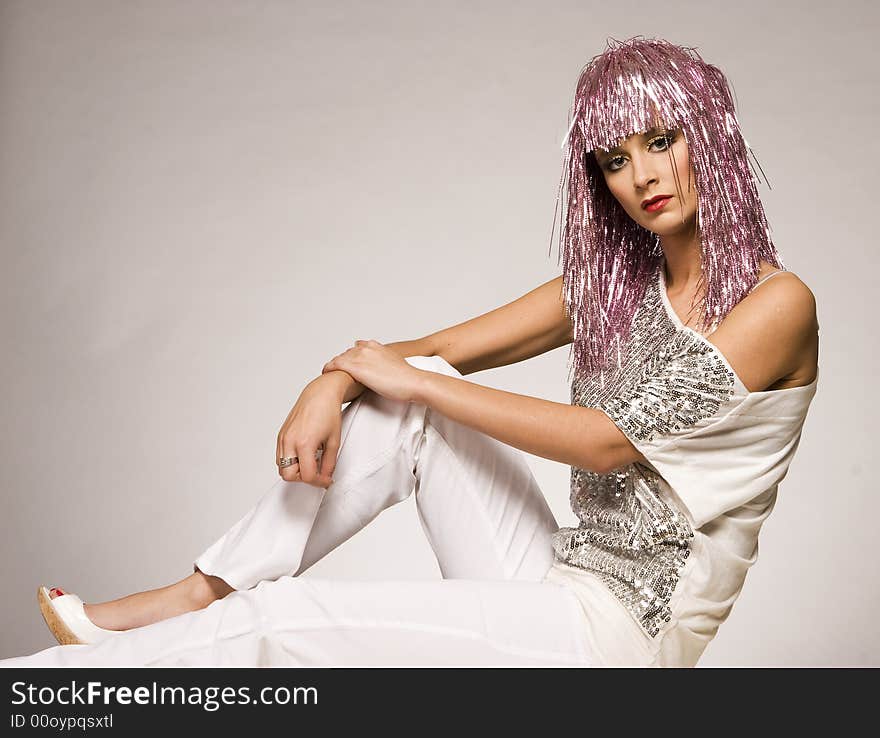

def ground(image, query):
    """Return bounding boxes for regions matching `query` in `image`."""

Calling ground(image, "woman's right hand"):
[276,376,347,488]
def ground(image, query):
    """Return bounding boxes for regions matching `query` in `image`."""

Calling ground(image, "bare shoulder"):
[708,267,819,392]
[750,268,817,331]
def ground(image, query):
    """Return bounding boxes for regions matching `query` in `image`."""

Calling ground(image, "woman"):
[1,36,818,668]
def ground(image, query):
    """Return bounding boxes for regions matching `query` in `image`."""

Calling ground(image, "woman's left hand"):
[322,340,425,403]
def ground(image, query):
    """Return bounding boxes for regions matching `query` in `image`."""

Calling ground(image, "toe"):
[49,587,65,599]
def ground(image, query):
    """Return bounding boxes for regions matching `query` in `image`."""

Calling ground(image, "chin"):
[638,213,696,237]
[638,219,677,237]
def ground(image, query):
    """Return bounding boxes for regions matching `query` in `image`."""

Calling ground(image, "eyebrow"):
[596,127,671,157]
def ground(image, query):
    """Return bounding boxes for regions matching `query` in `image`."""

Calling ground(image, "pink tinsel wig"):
[550,36,782,384]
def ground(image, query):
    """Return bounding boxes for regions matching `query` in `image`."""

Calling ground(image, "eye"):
[648,132,676,151]
[601,131,678,173]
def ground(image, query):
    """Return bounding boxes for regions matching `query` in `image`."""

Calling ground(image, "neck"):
[659,228,702,294]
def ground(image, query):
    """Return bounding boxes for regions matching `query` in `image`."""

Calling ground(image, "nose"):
[630,151,659,191]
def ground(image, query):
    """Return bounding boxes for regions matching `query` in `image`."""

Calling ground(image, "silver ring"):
[278,456,299,468]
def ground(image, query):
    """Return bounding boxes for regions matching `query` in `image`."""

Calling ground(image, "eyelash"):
[603,133,676,172]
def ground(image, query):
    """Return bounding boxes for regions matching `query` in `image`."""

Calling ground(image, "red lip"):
[641,194,673,210]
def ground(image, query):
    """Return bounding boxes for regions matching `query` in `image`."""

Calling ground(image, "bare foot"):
[48,570,235,632]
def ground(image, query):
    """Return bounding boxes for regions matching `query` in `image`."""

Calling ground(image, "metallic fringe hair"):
[549,36,782,386]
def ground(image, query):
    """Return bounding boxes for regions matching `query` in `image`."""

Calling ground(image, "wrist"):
[310,371,354,401]
[410,368,435,406]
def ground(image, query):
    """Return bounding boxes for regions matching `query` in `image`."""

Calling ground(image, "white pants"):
[1,356,592,667]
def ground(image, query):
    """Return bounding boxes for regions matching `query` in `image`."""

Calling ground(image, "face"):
[593,127,697,237]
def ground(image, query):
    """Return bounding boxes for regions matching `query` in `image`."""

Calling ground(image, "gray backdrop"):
[1,0,875,666]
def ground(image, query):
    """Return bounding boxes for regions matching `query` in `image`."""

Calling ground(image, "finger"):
[278,435,301,482]
[296,439,319,484]
[276,408,296,469]
[319,436,340,485]
[280,459,300,483]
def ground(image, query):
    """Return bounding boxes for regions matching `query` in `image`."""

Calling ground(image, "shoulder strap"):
[748,270,788,294]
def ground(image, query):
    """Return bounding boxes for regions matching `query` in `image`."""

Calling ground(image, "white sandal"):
[37,586,124,645]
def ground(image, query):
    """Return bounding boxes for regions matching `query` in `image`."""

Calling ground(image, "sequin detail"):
[552,265,736,637]
[598,329,735,443]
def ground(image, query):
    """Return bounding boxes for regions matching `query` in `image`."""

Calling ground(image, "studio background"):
[1,0,875,666]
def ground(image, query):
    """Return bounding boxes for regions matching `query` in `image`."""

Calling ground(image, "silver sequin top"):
[551,262,794,640]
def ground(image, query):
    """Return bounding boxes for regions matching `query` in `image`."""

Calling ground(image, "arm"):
[317,274,573,404]
[318,337,437,405]
[427,274,573,375]
[411,273,818,474]
[411,373,637,474]
[315,276,626,473]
